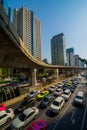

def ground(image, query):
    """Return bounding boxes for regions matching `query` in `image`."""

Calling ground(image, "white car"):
[27,90,40,98]
[48,86,56,93]
[50,96,65,114]
[74,91,85,106]
[62,89,71,101]
[0,108,14,126]
[11,107,39,129]
[54,88,63,97]
[57,82,64,88]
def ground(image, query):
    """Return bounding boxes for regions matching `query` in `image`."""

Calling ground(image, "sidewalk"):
[4,78,65,107]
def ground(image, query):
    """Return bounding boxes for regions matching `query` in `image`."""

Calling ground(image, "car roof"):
[64,89,70,93]
[77,91,83,96]
[23,107,34,115]
[56,88,62,91]
[55,96,63,102]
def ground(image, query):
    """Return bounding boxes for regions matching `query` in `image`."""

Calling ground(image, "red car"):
[27,119,48,130]
[0,104,6,111]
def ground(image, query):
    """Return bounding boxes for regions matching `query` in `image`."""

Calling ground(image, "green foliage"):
[2,68,10,77]
[0,68,2,76]
[37,73,48,77]
[0,80,11,84]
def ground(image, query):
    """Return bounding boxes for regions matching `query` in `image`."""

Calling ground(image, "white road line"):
[71,111,75,125]
[81,100,87,130]
[53,100,71,130]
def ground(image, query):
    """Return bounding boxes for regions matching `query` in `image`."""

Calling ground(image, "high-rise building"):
[74,55,79,66]
[66,47,75,66]
[51,33,67,65]
[13,8,19,31]
[13,6,41,61]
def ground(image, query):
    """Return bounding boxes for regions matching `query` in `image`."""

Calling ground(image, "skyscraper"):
[13,6,41,61]
[74,55,79,66]
[66,47,75,66]
[51,33,67,65]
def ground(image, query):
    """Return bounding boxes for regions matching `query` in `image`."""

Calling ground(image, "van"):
[74,91,85,106]
[50,96,65,114]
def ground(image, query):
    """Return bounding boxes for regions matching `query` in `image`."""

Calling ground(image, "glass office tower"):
[51,33,67,65]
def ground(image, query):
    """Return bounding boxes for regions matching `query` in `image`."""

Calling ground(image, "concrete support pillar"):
[76,68,78,76]
[31,68,37,86]
[54,69,59,79]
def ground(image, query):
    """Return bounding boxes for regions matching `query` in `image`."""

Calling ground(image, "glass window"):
[76,95,82,99]
[53,101,59,106]
[19,113,26,121]
[0,114,7,120]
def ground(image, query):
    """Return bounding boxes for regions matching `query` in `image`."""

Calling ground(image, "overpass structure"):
[0,4,86,86]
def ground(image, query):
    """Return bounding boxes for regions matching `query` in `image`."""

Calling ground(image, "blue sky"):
[6,0,87,63]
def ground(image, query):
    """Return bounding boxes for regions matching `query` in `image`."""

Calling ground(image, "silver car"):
[11,107,39,129]
[0,108,14,126]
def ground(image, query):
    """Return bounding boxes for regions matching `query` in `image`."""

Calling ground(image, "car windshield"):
[71,86,74,88]
[6,109,10,113]
[19,113,26,121]
[20,100,27,106]
[56,90,61,92]
[53,101,60,106]
[63,92,68,95]
[37,121,44,127]
[40,92,45,95]
[76,95,82,99]
[51,87,54,89]
[30,91,34,94]
[43,97,49,102]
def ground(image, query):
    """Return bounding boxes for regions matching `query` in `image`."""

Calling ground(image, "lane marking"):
[53,99,71,130]
[81,100,87,130]
[71,111,75,125]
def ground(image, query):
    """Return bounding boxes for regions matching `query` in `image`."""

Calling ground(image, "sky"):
[5,0,87,63]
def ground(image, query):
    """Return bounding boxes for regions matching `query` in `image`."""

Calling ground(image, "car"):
[74,91,85,106]
[54,88,63,97]
[48,86,56,93]
[27,119,48,130]
[39,95,54,108]
[66,80,72,86]
[11,107,39,129]
[69,85,75,93]
[37,90,49,100]
[50,96,65,114]
[14,98,36,114]
[0,108,14,126]
[0,103,6,111]
[27,90,40,98]
[57,82,64,88]
[62,89,71,101]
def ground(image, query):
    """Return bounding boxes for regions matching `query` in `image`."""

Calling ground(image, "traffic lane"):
[82,103,87,130]
[48,82,87,130]
[50,103,85,130]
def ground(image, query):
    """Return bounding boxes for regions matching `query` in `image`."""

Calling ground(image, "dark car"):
[39,95,54,108]
[14,98,36,114]
[69,86,75,93]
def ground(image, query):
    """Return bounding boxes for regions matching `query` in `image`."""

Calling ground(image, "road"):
[1,77,87,130]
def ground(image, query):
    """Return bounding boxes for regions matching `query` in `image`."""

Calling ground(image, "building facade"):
[66,47,75,66]
[13,6,41,61]
[51,33,67,65]
[74,55,79,66]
